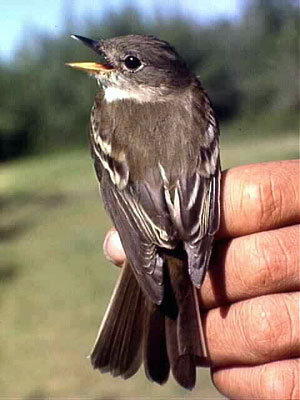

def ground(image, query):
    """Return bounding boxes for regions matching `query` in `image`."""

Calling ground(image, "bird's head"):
[66,34,193,103]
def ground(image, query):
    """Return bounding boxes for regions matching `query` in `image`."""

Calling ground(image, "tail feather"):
[90,256,207,389]
[144,301,170,384]
[178,285,207,358]
[164,254,206,390]
[109,277,142,376]
[109,284,133,375]
[90,263,143,378]
[173,354,196,390]
[119,288,144,377]
[164,317,196,390]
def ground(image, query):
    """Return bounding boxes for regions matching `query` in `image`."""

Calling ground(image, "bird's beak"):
[66,34,115,74]
[66,62,114,73]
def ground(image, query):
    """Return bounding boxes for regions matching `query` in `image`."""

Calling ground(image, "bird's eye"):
[124,55,142,71]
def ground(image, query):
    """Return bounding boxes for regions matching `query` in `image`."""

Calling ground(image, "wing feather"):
[100,175,166,303]
[91,86,220,298]
[180,135,220,286]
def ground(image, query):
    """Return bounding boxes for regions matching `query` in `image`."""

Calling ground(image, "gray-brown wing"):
[175,82,221,286]
[99,172,177,304]
[177,133,220,286]
[90,95,177,304]
[157,115,220,287]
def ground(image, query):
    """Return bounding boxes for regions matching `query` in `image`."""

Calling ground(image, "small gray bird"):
[67,34,220,390]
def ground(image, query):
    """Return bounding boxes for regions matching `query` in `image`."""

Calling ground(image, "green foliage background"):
[0,0,299,159]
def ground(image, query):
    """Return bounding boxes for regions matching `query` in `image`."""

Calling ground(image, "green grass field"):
[1,130,298,397]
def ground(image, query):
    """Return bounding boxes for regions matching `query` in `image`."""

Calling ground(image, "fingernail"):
[103,230,125,267]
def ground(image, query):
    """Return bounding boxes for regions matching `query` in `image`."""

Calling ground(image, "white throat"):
[104,86,140,103]
[102,79,161,103]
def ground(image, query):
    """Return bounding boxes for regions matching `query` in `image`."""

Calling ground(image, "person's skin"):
[102,160,300,399]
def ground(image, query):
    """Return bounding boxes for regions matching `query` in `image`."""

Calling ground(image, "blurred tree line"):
[0,0,299,160]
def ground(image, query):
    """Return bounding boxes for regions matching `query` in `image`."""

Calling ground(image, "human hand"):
[103,160,300,399]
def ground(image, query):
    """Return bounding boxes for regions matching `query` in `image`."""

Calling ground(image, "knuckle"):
[290,360,300,399]
[241,168,283,229]
[258,361,299,399]
[241,296,293,360]
[258,171,281,228]
[240,179,264,227]
[250,232,289,290]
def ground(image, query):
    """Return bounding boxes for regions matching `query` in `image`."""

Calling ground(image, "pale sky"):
[1,0,242,61]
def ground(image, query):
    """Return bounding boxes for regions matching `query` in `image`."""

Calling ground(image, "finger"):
[218,160,300,238]
[103,161,300,267]
[212,359,300,400]
[103,227,126,267]
[200,225,300,308]
[203,292,300,367]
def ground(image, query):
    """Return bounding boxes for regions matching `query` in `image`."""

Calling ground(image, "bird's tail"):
[90,257,207,390]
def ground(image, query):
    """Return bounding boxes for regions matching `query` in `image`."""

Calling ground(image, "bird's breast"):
[97,97,201,184]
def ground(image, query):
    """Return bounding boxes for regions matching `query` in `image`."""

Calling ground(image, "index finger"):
[218,160,300,238]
